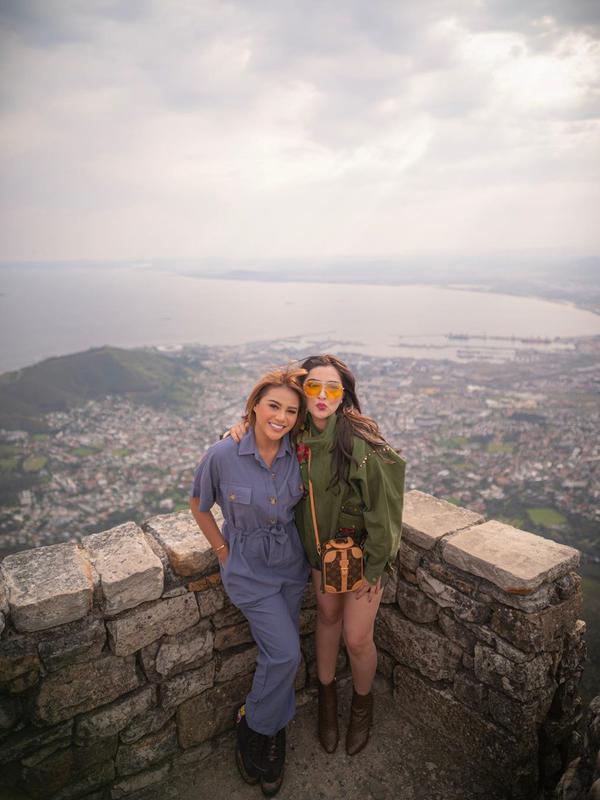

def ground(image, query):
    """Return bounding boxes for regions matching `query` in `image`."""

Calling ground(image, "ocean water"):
[1,263,599,372]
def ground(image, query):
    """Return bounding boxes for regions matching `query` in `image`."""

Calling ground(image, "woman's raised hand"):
[229,420,250,443]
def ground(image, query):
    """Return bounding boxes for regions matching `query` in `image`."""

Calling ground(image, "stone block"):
[437,610,478,654]
[487,688,548,733]
[143,511,218,577]
[50,761,116,800]
[106,593,200,657]
[34,653,142,725]
[377,648,396,679]
[176,673,253,748]
[196,583,227,617]
[115,719,179,776]
[0,576,8,614]
[120,705,176,745]
[474,644,555,701]
[299,608,317,635]
[422,559,479,596]
[22,746,116,800]
[212,604,245,629]
[174,741,212,766]
[187,571,221,594]
[36,616,106,672]
[381,570,398,604]
[215,644,258,683]
[154,620,213,679]
[397,540,424,572]
[375,606,462,682]
[442,520,580,594]
[0,636,41,684]
[82,522,164,615]
[141,531,182,594]
[295,654,306,690]
[160,660,216,710]
[392,662,537,789]
[1,544,93,632]
[453,670,487,711]
[396,578,438,624]
[0,693,22,731]
[214,621,254,651]
[75,686,156,741]
[416,567,490,623]
[111,762,171,799]
[479,580,557,613]
[489,592,582,653]
[402,490,483,550]
[0,719,72,765]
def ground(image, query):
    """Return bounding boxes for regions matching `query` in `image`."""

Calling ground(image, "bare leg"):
[342,585,383,695]
[311,568,344,683]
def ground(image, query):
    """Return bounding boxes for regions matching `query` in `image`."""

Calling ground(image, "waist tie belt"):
[225,522,291,567]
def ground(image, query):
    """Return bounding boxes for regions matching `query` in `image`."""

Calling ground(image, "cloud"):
[0,0,598,259]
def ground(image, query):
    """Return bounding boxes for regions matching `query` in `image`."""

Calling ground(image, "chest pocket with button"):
[223,484,253,528]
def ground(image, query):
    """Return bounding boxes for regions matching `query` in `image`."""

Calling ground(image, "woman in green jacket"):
[231,354,405,756]
[295,354,405,756]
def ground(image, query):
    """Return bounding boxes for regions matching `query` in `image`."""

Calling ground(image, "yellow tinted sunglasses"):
[303,379,344,400]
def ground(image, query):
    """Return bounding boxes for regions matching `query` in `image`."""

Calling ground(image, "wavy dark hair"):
[300,354,394,490]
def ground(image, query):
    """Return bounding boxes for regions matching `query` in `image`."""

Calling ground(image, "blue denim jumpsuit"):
[191,428,309,735]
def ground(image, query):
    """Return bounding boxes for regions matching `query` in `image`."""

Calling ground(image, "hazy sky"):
[1,0,599,261]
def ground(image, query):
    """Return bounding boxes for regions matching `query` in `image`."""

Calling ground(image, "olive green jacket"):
[295,413,406,585]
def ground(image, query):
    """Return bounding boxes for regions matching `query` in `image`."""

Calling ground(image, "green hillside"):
[0,346,197,430]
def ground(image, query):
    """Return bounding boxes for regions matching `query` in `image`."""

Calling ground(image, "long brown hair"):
[243,365,307,437]
[300,354,393,490]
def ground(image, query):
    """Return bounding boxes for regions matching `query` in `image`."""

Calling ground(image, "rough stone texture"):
[177,672,253,748]
[393,662,538,798]
[490,592,582,653]
[396,577,439,623]
[215,644,258,683]
[0,576,8,614]
[36,616,106,672]
[115,719,179,776]
[402,490,483,550]
[453,670,487,712]
[160,661,216,710]
[23,755,116,800]
[474,644,555,701]
[119,705,176,745]
[0,635,41,684]
[0,719,73,765]
[214,620,254,651]
[416,567,491,623]
[0,693,22,731]
[442,519,580,593]
[375,607,462,682]
[397,540,424,572]
[34,654,142,725]
[381,569,398,603]
[1,544,93,632]
[437,610,479,654]
[154,620,213,678]
[212,604,245,629]
[23,737,117,794]
[487,688,545,733]
[75,686,156,742]
[111,762,171,799]
[106,592,200,656]
[143,511,218,577]
[195,582,227,617]
[554,695,600,800]
[82,522,164,615]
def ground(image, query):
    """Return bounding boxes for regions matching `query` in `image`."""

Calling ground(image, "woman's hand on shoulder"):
[354,577,381,601]
[229,420,249,443]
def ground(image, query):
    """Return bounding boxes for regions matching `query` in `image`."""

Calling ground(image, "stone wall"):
[0,491,585,800]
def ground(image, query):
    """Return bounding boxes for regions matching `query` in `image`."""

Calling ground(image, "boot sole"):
[235,743,261,786]
[261,769,285,797]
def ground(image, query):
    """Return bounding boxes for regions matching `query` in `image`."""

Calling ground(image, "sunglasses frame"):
[303,379,344,400]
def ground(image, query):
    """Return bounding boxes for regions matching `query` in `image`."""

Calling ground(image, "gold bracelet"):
[214,542,226,554]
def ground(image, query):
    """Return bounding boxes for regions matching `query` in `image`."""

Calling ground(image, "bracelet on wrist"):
[214,542,226,554]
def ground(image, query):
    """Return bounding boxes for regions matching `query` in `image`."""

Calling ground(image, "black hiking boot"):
[235,705,264,785]
[261,727,286,797]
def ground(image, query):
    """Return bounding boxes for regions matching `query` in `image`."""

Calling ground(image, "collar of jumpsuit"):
[238,424,292,467]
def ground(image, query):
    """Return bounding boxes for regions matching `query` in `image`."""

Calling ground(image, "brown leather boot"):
[345,688,373,755]
[317,678,339,753]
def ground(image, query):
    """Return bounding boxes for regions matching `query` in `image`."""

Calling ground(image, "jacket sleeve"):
[358,448,406,585]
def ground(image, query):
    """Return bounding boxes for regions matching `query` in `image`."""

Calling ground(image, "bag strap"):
[307,448,322,556]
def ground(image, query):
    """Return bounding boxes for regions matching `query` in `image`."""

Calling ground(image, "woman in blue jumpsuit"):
[189,366,309,798]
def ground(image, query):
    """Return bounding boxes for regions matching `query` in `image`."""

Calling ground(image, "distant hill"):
[0,346,196,431]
